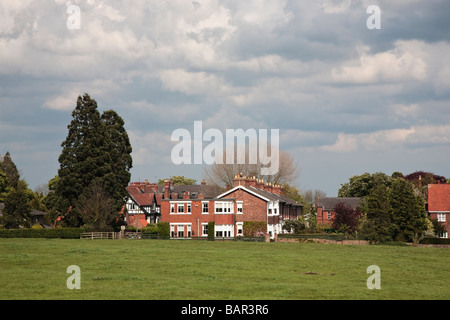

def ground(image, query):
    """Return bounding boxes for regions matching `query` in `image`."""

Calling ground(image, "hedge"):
[419,237,450,245]
[0,228,85,239]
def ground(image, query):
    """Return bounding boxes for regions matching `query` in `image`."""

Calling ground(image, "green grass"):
[0,238,449,300]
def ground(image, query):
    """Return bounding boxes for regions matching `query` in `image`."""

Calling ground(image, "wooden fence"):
[80,231,265,242]
[80,232,119,240]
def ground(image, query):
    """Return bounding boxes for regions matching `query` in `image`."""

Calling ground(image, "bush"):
[243,221,267,237]
[207,221,214,241]
[419,237,450,245]
[157,222,170,239]
[0,228,85,239]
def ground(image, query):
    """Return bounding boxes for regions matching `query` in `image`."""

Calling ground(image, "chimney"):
[201,179,206,185]
[234,174,247,187]
[273,184,281,195]
[183,191,190,199]
[247,176,257,188]
[418,175,422,188]
[164,179,170,199]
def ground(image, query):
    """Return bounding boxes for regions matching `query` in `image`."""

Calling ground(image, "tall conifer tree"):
[55,94,132,227]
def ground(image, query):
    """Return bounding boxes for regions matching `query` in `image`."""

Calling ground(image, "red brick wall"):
[224,188,268,223]
[160,199,214,237]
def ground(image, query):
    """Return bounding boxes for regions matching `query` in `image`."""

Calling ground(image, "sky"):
[1,0,450,196]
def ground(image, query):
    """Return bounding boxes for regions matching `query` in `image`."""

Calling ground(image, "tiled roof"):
[428,183,450,212]
[318,197,361,211]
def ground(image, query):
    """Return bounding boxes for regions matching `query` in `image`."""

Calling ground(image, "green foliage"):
[429,218,446,237]
[389,178,428,243]
[0,228,84,239]
[282,218,306,234]
[0,151,20,190]
[74,179,116,232]
[419,237,450,245]
[1,186,33,228]
[207,221,215,240]
[55,94,132,227]
[360,179,393,243]
[338,172,391,197]
[0,168,9,202]
[157,222,170,238]
[243,221,267,237]
[158,176,197,185]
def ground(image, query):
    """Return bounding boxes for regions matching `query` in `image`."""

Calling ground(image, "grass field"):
[0,238,449,300]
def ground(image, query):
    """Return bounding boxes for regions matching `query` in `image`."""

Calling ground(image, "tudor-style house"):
[427,182,450,238]
[124,179,221,229]
[159,174,303,239]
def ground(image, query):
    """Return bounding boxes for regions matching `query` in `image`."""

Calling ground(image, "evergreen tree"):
[55,94,132,227]
[0,151,20,190]
[101,110,133,211]
[1,183,32,228]
[361,180,392,243]
[389,178,428,243]
[0,169,9,202]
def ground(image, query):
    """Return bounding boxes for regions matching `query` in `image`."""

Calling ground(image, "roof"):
[126,182,224,206]
[428,183,450,212]
[216,185,303,207]
[318,197,361,211]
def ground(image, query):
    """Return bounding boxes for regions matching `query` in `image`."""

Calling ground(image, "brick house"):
[125,179,221,228]
[316,197,361,227]
[427,182,450,238]
[157,174,303,239]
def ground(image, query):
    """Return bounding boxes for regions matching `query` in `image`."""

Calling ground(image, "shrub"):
[419,237,450,245]
[207,221,214,241]
[0,228,85,239]
[243,221,267,237]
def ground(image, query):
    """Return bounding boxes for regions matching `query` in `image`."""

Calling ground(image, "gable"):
[216,185,271,202]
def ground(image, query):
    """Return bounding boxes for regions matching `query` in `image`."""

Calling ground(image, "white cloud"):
[331,42,428,84]
[320,133,358,152]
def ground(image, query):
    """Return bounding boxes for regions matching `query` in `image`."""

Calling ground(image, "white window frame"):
[437,213,446,222]
[236,222,243,236]
[215,201,234,214]
[215,224,234,237]
[237,201,243,214]
[170,201,192,215]
[201,223,208,237]
[202,201,209,214]
[170,223,192,238]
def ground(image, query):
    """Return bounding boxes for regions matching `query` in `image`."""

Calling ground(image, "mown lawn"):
[0,238,449,300]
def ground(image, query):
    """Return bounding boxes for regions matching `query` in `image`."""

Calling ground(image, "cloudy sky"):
[1,0,449,196]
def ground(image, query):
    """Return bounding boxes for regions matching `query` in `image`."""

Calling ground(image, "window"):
[170,203,174,213]
[177,225,184,238]
[236,222,243,236]
[437,213,446,222]
[327,212,331,220]
[177,204,184,213]
[202,223,208,236]
[187,203,191,213]
[237,201,243,214]
[215,225,234,237]
[170,225,175,237]
[187,225,191,237]
[215,201,233,214]
[202,202,209,214]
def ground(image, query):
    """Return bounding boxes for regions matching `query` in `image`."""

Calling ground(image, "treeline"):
[334,171,447,243]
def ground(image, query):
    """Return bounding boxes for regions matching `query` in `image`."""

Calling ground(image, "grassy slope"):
[0,238,449,300]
